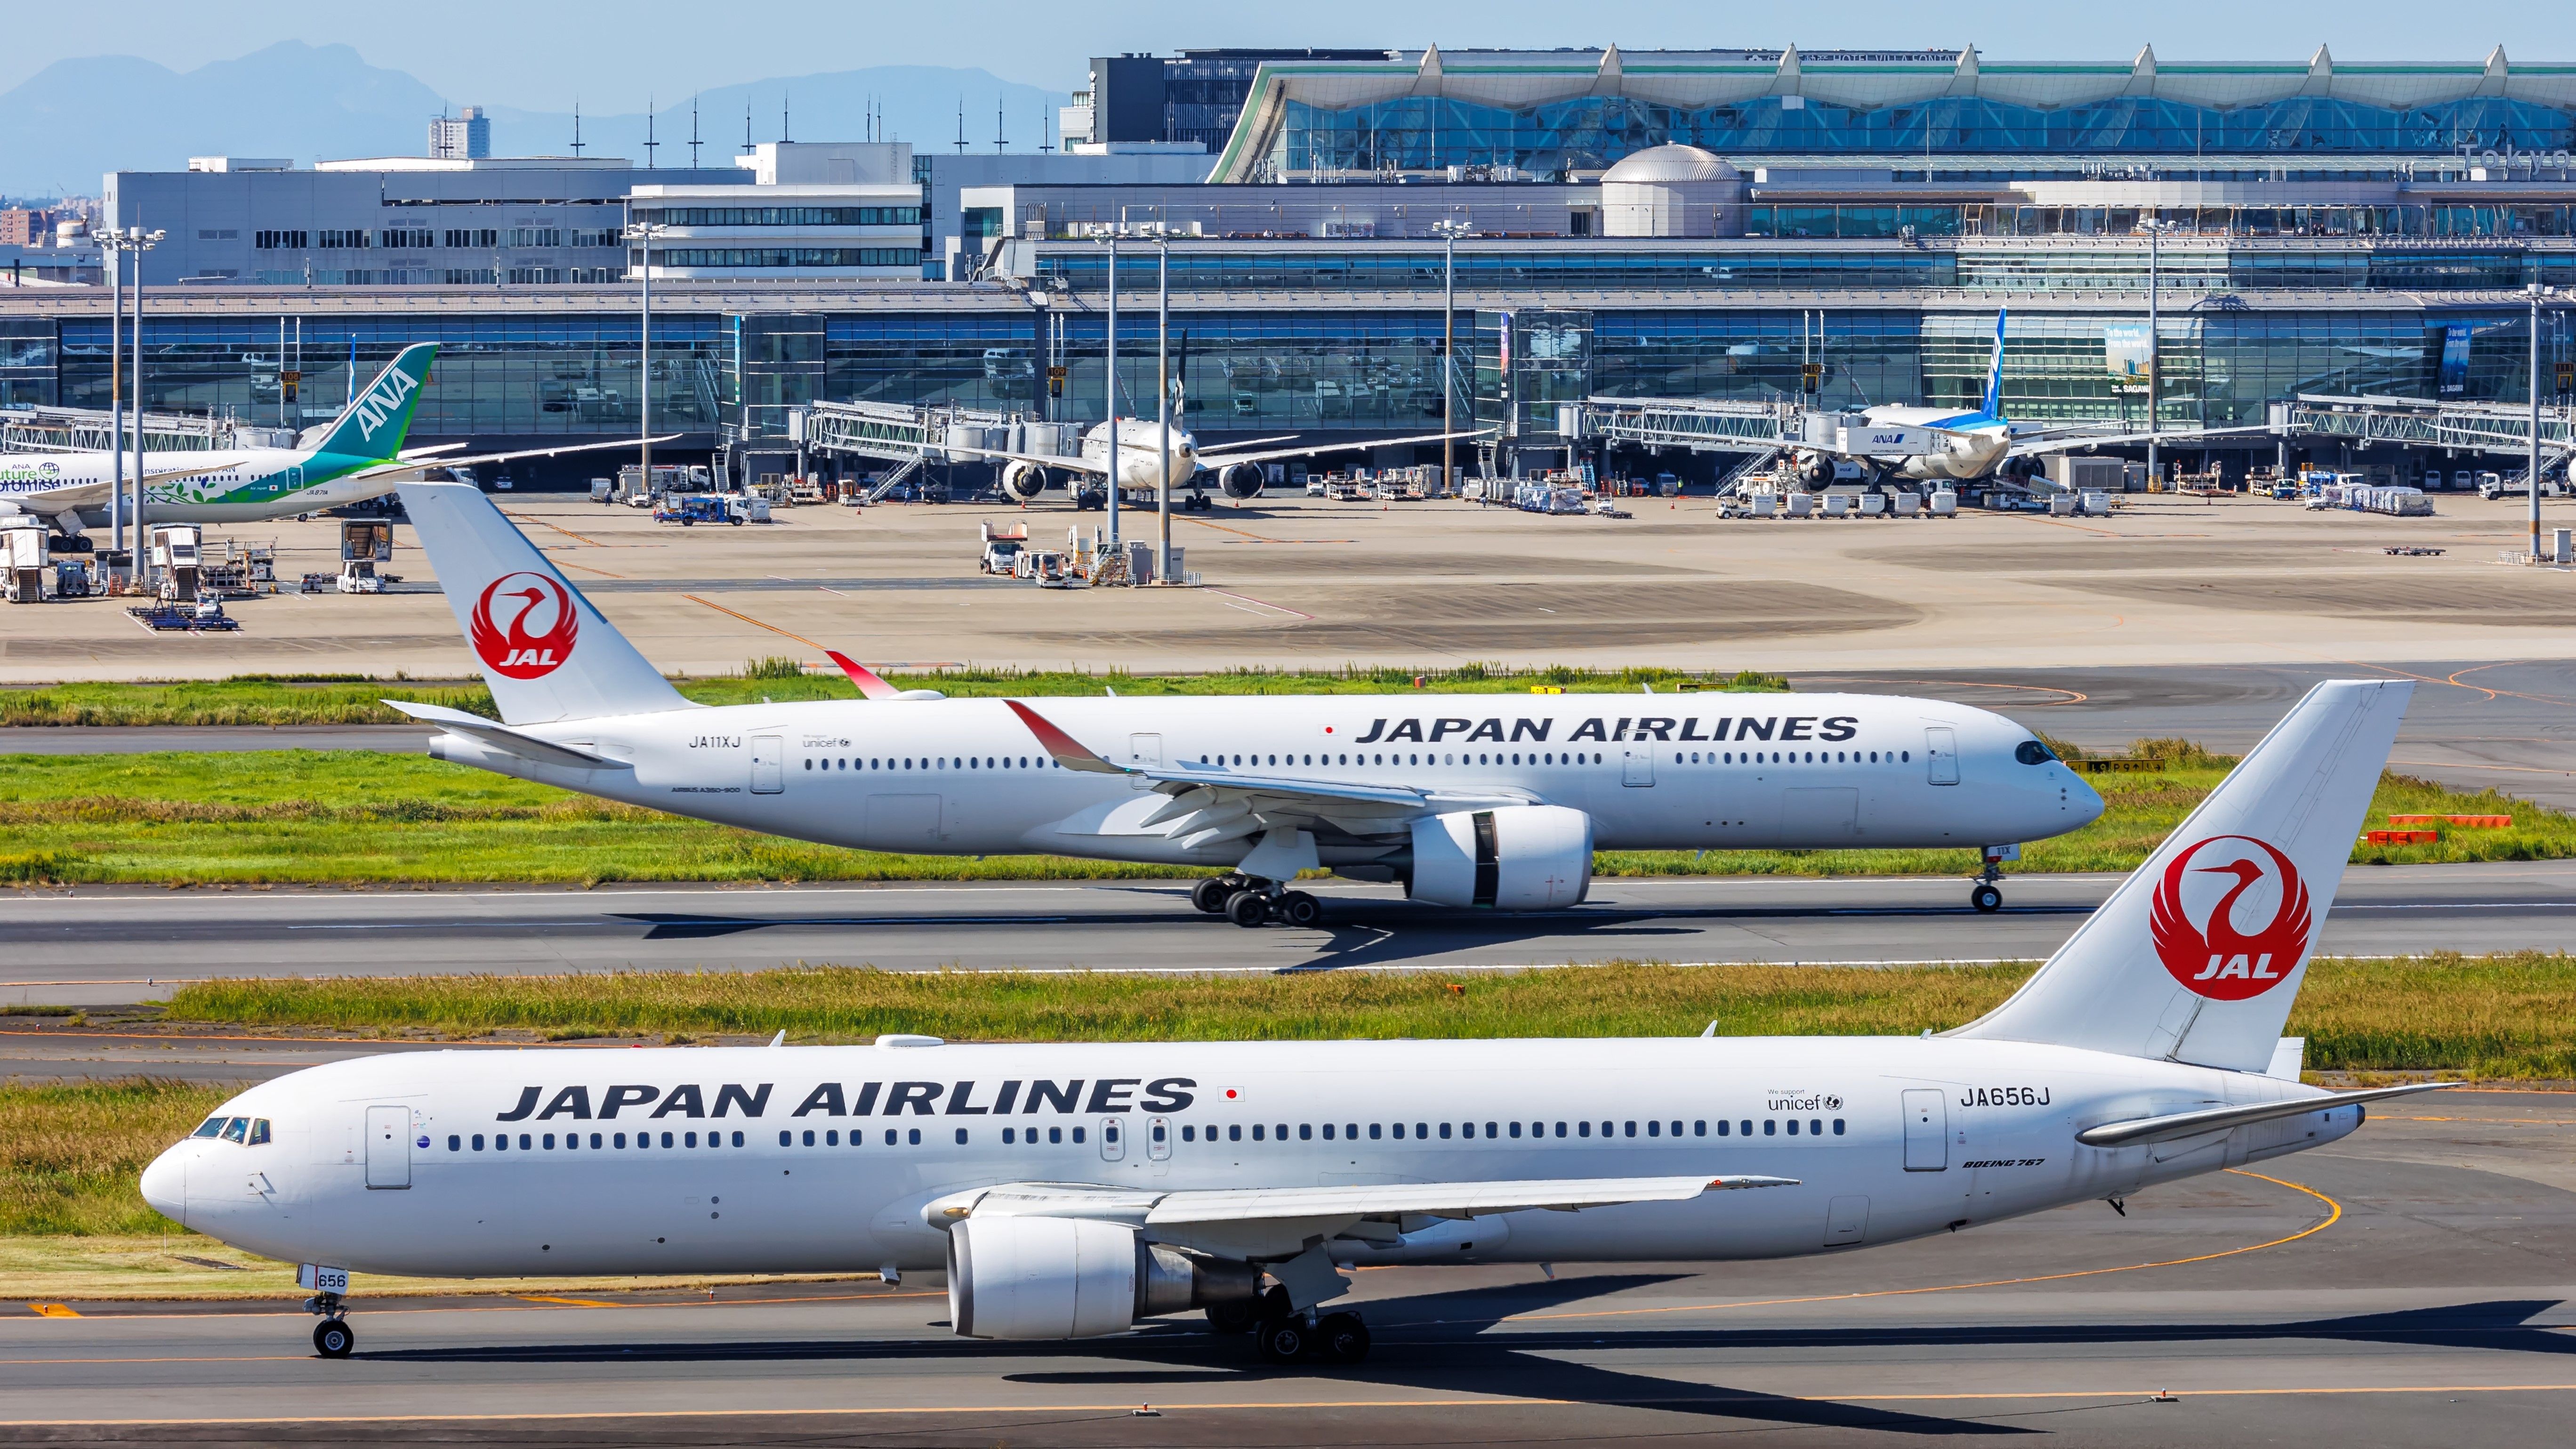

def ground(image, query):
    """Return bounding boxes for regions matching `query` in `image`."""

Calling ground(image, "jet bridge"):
[1574,396,1803,454]
[2289,394,2576,465]
[1,406,296,456]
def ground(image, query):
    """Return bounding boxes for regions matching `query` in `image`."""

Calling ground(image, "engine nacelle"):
[1219,463,1264,499]
[946,1216,1257,1340]
[999,461,1049,503]
[1407,804,1593,910]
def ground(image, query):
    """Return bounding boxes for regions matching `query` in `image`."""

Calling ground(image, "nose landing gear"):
[305,1287,354,1357]
[1969,845,2016,912]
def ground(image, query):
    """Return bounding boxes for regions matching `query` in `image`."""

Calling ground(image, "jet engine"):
[947,1216,1258,1340]
[1406,804,1593,910]
[999,461,1049,503]
[1219,463,1264,499]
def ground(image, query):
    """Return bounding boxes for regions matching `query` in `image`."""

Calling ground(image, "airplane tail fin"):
[1952,679,2410,1071]
[309,343,438,462]
[1980,310,2006,419]
[395,479,690,725]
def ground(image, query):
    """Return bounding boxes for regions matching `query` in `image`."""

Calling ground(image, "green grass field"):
[161,953,2576,1077]
[0,662,1790,728]
[2,738,2563,885]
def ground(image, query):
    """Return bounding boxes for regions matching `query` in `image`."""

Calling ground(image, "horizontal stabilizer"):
[383,700,630,770]
[2076,1081,2454,1148]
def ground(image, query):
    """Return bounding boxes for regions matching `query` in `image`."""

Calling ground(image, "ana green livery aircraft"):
[0,343,658,534]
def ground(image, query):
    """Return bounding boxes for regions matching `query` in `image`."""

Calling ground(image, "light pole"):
[2139,217,2178,490]
[1103,233,1120,550]
[624,218,669,492]
[1154,226,1174,583]
[1435,218,1470,494]
[2531,283,2558,564]
[102,226,124,564]
[97,227,163,587]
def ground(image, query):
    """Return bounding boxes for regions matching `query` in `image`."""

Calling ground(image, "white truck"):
[3,523,50,603]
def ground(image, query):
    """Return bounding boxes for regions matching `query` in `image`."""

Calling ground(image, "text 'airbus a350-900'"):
[145,677,2439,1364]
[375,479,2102,924]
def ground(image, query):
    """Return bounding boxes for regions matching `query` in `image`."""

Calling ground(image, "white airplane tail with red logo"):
[1954,679,2411,1072]
[398,480,688,724]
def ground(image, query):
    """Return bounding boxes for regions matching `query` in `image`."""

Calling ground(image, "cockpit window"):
[246,1119,271,1146]
[192,1117,228,1139]
[220,1117,250,1143]
[2014,739,2057,766]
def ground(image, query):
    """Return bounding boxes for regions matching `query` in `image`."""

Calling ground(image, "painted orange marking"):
[680,595,826,653]
[24,1304,79,1318]
[500,510,606,547]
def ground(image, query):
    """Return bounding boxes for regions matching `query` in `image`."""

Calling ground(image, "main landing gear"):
[1254,1310,1370,1364]
[306,1289,354,1358]
[1192,874,1323,929]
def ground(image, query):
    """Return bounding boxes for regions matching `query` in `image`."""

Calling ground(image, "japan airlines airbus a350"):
[0,344,660,535]
[375,479,2101,923]
[143,676,2440,1365]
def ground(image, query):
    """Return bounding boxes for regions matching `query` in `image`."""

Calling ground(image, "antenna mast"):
[571,99,584,157]
[690,94,701,167]
[644,96,658,169]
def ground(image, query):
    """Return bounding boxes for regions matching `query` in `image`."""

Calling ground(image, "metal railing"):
[2289,393,2576,459]
[1578,395,1805,453]
[1,405,288,454]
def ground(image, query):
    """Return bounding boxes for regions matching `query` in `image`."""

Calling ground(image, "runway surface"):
[3,861,2571,1013]
[3,1091,2569,1446]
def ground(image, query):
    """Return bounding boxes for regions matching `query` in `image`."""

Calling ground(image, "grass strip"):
[0,1079,225,1237]
[2,742,2564,884]
[164,953,2576,1078]
[0,662,1790,727]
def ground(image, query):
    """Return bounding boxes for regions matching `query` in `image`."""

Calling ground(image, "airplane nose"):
[2066,769,2106,827]
[140,1146,186,1227]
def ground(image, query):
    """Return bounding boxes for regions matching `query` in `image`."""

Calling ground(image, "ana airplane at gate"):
[142,677,2439,1364]
[381,479,2101,922]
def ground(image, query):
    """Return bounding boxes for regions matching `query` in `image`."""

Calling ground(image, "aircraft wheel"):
[1279,891,1324,928]
[1252,1318,1309,1363]
[1971,883,2003,913]
[1191,878,1235,915]
[313,1319,354,1358]
[1226,891,1271,928]
[1317,1312,1371,1364]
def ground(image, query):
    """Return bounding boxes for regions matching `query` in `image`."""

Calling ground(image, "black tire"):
[1972,883,2003,913]
[1279,890,1323,929]
[1253,1318,1308,1362]
[1227,891,1270,928]
[1318,1312,1371,1364]
[1191,878,1234,916]
[1205,1299,1257,1334]
[314,1319,354,1358]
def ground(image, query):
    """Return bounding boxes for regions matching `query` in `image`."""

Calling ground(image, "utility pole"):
[1105,234,1119,549]
[104,225,123,565]
[1156,228,1171,582]
[98,227,163,588]
[1436,218,1469,494]
[626,212,667,491]
[2533,283,2557,564]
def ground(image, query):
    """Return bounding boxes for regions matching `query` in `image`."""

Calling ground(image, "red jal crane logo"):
[469,572,579,679]
[2149,834,2314,1001]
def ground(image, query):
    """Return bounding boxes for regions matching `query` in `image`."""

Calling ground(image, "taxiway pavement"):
[2,1091,2568,1446]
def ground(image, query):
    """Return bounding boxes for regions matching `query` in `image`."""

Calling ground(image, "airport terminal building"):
[4,46,2572,482]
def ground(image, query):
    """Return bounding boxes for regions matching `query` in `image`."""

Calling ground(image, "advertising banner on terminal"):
[2437,325,2472,397]
[2104,322,2152,395]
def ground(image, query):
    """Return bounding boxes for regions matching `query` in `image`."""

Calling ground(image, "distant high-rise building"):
[428,107,491,161]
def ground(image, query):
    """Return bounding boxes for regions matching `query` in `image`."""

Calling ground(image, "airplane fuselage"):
[433,693,2098,868]
[144,1033,2359,1280]
[1852,406,2016,483]
[0,444,401,526]
[1083,421,1200,490]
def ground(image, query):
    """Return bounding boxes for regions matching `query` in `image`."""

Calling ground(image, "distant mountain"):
[0,40,1071,197]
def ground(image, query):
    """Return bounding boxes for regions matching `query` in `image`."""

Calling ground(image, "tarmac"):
[8,489,2576,682]
[2,861,2569,1018]
[1,1089,2568,1446]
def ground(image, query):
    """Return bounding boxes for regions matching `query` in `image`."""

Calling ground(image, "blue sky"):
[8,0,2573,106]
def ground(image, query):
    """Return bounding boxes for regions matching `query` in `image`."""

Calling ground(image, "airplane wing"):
[338,434,682,483]
[938,443,1110,477]
[1196,429,1490,470]
[928,1174,1797,1233]
[2011,424,2278,456]
[2073,1081,2455,1148]
[1005,698,1535,843]
[382,700,633,770]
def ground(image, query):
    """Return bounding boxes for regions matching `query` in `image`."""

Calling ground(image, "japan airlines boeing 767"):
[378,479,2101,922]
[143,676,2439,1364]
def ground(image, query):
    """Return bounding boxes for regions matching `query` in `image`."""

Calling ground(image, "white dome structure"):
[1599,145,1746,238]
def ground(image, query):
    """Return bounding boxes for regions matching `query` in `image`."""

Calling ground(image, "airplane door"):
[1902,1089,1947,1171]
[286,464,304,490]
[1622,747,1656,787]
[1924,728,1959,786]
[1099,1117,1127,1162]
[1824,1194,1870,1246]
[750,734,784,794]
[364,1106,411,1189]
[1127,734,1163,768]
[1146,1117,1172,1161]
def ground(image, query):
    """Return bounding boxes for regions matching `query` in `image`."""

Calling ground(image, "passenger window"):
[1672,1120,1683,1137]
[1369,1123,1382,1139]
[1647,1121,1660,1137]
[1509,1122,1522,1138]
[955,1128,969,1144]
[1717,1120,1730,1136]
[910,1128,923,1145]
[655,1132,668,1148]
[1485,1122,1497,1138]
[1555,1122,1567,1137]
[1051,1126,1064,1144]
[822,1131,835,1146]
[1069,1127,1082,1144]
[1625,1121,1637,1138]
[542,1134,555,1150]
[1319,1124,1332,1141]
[885,1129,898,1145]
[1252,1124,1265,1141]
[521,1134,533,1150]
[802,1130,815,1147]
[1693,1120,1707,1137]
[615,1133,629,1148]
[247,1119,271,1146]
[495,1134,509,1152]
[448,1135,461,1152]
[1741,1119,1755,1136]
[1227,1124,1241,1142]
[1300,1124,1312,1141]
[193,1118,227,1138]
[1811,1119,1823,1136]
[1415,1121,1428,1138]
[1764,1120,1777,1136]
[1834,1119,1846,1135]
[221,1117,249,1144]
[1787,1119,1800,1135]
[472,1134,486,1151]
[1578,1121,1591,1138]
[1180,1125,1193,1142]
[1004,1127,1017,1144]
[1438,1123,1452,1139]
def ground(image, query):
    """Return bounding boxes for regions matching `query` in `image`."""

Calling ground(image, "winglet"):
[1004,700,1133,775]
[825,649,901,701]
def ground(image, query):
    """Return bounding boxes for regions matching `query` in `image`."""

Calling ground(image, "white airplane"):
[952,418,1486,504]
[1787,311,2270,488]
[0,343,665,537]
[375,479,2101,923]
[142,676,2442,1366]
